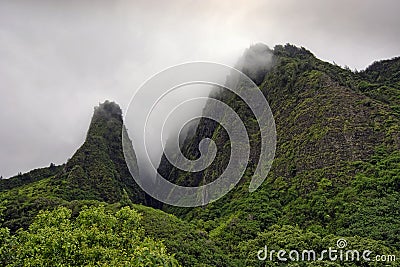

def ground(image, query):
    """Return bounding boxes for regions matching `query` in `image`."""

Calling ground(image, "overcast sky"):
[1,0,400,178]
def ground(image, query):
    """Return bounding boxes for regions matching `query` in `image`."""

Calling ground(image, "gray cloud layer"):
[1,0,399,177]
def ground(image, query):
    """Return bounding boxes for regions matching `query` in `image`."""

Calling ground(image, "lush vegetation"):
[0,205,180,266]
[158,44,400,265]
[1,45,399,266]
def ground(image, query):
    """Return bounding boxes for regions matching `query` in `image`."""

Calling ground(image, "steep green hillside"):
[158,44,400,264]
[50,101,146,203]
[0,101,229,266]
[1,45,399,266]
[0,101,147,231]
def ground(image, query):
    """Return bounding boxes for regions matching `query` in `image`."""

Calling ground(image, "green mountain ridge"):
[1,44,399,266]
[0,101,225,266]
[0,101,146,231]
[157,44,400,265]
[50,101,146,203]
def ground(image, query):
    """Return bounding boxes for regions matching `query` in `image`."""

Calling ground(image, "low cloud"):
[0,0,399,177]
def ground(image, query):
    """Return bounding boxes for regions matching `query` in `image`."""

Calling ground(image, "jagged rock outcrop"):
[51,100,146,203]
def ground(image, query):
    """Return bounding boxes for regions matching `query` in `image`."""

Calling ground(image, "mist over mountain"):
[157,43,400,263]
[1,44,399,266]
[235,43,275,85]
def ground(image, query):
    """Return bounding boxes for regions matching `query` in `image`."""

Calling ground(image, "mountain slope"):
[0,101,146,230]
[157,44,400,262]
[1,45,399,266]
[50,100,145,203]
[0,101,229,266]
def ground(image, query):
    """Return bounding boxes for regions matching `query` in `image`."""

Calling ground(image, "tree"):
[1,205,180,266]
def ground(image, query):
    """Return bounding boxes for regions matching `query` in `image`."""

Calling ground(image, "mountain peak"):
[93,100,122,120]
[235,43,274,85]
[50,100,145,203]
